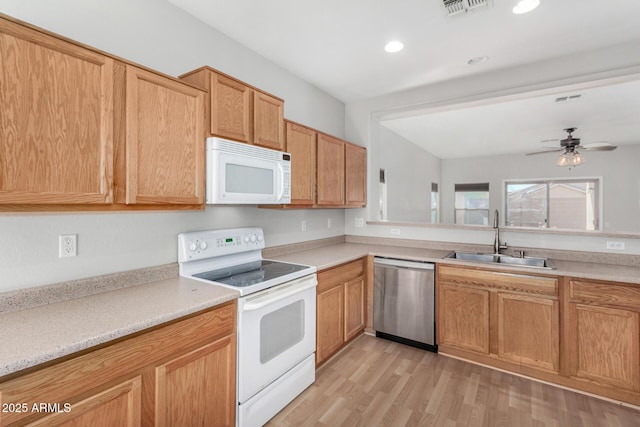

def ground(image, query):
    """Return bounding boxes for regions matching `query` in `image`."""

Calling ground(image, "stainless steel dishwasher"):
[373,257,437,352]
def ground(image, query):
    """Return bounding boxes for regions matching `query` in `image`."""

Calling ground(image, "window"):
[505,178,600,230]
[430,182,439,223]
[454,183,490,225]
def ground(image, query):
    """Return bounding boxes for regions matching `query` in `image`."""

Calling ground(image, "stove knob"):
[188,242,198,252]
[250,235,257,243]
[257,235,263,242]
[199,241,208,250]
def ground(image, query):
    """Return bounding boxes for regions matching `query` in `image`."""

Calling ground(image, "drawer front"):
[318,258,365,292]
[570,279,640,310]
[438,265,558,296]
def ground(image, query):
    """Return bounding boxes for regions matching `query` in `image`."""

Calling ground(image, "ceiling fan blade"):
[582,145,618,151]
[580,141,617,151]
[525,148,563,156]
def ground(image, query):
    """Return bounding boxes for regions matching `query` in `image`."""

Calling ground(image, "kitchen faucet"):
[493,209,508,254]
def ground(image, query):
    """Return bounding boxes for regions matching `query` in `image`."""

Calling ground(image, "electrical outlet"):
[606,241,625,250]
[59,234,77,258]
[327,218,332,228]
[390,228,400,235]
[355,218,364,228]
[301,220,307,232]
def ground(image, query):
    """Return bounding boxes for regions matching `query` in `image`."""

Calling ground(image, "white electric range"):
[178,228,317,427]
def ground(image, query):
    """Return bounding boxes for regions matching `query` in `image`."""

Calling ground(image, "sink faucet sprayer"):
[493,209,508,254]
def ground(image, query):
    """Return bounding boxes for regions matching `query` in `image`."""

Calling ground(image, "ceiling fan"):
[526,127,617,166]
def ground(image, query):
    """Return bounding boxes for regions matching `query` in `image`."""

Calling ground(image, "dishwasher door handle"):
[373,257,434,271]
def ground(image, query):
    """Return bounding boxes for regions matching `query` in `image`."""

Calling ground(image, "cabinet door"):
[286,122,316,204]
[569,304,639,391]
[125,65,204,204]
[0,18,114,204]
[26,378,141,427]
[155,334,236,427]
[253,91,284,150]
[437,283,490,354]
[345,143,366,207]
[316,134,345,206]
[344,276,365,341]
[210,73,251,143]
[316,285,345,365]
[497,293,559,372]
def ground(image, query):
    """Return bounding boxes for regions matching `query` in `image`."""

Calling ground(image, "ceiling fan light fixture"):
[556,152,570,167]
[513,0,540,14]
[556,150,585,167]
[571,150,585,166]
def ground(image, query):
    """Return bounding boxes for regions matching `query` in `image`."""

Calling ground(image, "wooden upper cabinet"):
[0,17,114,204]
[285,121,316,205]
[316,133,345,206]
[124,65,205,205]
[210,73,251,143]
[180,67,284,150]
[345,142,366,207]
[254,91,285,150]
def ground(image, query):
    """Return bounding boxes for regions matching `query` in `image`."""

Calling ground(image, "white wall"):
[0,0,346,291]
[379,126,441,222]
[440,144,640,232]
[345,40,640,255]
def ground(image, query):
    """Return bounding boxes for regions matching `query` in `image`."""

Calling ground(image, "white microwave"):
[206,137,291,204]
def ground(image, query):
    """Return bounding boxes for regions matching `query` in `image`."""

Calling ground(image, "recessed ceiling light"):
[467,56,489,65]
[512,0,540,14]
[384,41,404,53]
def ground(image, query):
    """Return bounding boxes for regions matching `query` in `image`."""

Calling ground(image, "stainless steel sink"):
[445,251,555,269]
[446,252,498,263]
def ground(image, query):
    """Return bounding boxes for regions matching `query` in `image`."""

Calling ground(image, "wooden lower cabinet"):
[437,265,560,375]
[496,292,559,372]
[438,283,490,354]
[26,378,142,427]
[438,265,640,405]
[155,335,235,427]
[565,278,640,396]
[317,284,345,364]
[344,276,366,342]
[0,302,236,427]
[316,258,366,366]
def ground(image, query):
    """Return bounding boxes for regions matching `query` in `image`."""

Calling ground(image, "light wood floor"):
[267,335,640,427]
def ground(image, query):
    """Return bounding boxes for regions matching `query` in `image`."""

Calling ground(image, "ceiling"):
[167,0,640,102]
[167,0,640,158]
[380,78,640,159]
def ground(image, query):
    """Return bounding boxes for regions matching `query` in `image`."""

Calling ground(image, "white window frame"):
[502,176,603,230]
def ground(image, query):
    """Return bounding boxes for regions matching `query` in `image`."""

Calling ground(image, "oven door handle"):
[241,278,317,312]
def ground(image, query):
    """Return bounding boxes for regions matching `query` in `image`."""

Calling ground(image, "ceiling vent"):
[443,0,493,17]
[555,94,582,103]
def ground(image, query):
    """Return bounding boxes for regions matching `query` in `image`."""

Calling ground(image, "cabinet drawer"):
[438,265,558,296]
[317,259,365,292]
[570,279,640,310]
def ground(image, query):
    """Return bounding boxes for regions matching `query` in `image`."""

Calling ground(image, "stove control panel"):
[178,227,265,262]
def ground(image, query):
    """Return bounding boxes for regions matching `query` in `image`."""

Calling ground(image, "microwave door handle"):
[276,163,285,201]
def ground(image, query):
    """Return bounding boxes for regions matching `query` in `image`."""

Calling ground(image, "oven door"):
[237,273,317,403]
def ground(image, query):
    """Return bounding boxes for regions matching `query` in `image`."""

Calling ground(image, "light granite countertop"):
[2,240,638,380]
[0,276,238,379]
[270,242,640,285]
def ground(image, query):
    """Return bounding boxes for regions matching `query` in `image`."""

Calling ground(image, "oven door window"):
[260,300,305,364]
